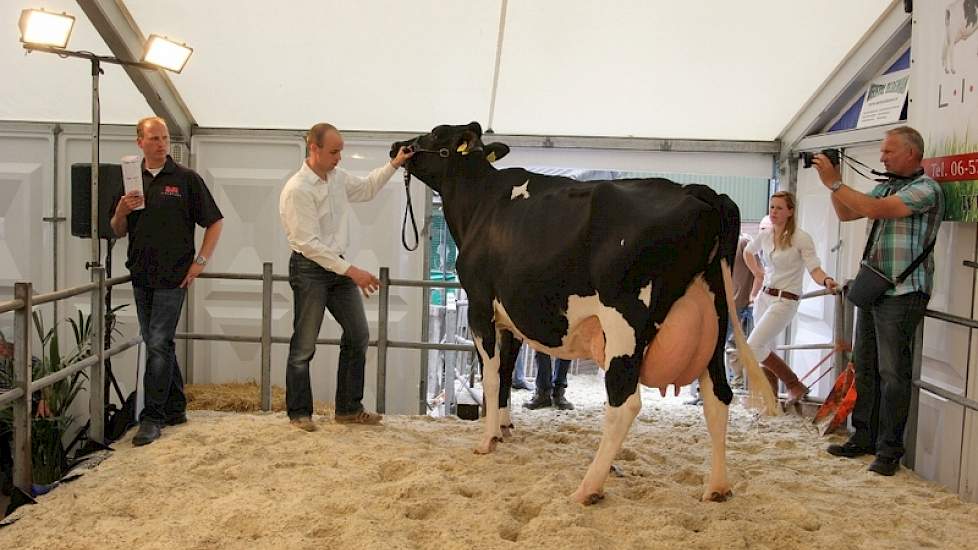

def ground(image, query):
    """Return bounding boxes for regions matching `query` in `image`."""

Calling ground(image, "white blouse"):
[745,228,821,295]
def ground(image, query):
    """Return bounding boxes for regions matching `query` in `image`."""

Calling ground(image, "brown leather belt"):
[762,286,799,300]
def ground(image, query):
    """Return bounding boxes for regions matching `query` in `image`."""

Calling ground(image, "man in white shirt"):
[279,122,413,430]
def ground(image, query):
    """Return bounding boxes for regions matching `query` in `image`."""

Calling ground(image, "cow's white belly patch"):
[491,275,716,391]
[492,292,633,371]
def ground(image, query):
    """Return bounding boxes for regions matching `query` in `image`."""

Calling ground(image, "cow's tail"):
[720,259,779,416]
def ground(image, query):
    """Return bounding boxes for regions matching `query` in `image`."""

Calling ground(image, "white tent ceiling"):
[4,0,894,141]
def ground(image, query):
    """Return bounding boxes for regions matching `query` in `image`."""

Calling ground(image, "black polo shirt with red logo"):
[123,155,223,288]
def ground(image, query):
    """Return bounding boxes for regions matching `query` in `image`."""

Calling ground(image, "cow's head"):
[391,122,510,192]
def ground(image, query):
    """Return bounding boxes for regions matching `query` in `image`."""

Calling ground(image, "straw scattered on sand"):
[1,375,976,550]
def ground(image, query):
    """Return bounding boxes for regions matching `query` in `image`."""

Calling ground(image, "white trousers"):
[747,292,799,361]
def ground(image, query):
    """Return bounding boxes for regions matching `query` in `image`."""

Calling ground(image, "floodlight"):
[18,8,74,49]
[142,34,193,73]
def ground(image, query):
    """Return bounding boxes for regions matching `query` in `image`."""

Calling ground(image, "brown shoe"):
[290,416,318,432]
[335,410,383,425]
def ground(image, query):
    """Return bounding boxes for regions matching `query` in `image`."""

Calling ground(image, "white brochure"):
[121,155,145,210]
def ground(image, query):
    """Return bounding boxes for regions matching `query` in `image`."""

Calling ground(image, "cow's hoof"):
[572,488,605,505]
[500,424,514,438]
[702,489,733,502]
[473,436,502,455]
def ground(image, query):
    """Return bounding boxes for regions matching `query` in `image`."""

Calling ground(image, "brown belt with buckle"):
[762,286,799,300]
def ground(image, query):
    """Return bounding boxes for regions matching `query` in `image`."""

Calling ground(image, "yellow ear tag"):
[486,151,497,163]
[457,143,469,155]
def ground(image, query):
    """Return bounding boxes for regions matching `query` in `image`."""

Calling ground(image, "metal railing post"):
[89,266,105,445]
[377,267,390,414]
[12,282,33,493]
[260,262,272,411]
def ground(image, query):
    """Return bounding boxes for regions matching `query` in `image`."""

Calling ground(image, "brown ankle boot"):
[761,353,802,396]
[762,367,779,395]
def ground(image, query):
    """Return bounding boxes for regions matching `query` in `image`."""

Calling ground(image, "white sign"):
[856,70,910,128]
[120,155,145,210]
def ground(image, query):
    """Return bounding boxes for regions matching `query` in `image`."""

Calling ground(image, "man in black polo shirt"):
[111,116,224,446]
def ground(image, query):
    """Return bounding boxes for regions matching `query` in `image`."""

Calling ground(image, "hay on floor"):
[186,381,333,416]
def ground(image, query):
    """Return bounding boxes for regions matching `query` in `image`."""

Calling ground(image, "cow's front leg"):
[698,370,732,502]
[572,379,641,505]
[472,335,504,454]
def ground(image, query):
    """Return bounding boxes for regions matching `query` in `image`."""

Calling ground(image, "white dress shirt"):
[745,227,821,295]
[279,160,397,275]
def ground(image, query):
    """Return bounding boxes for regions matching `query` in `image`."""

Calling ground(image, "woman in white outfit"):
[744,191,839,404]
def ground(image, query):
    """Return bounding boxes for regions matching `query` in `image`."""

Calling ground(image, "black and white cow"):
[392,123,776,504]
[943,0,978,74]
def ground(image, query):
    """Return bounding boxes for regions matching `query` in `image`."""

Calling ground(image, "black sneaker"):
[826,441,875,458]
[132,422,162,447]
[868,456,900,476]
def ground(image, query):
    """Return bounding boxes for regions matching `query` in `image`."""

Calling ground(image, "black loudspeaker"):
[71,163,125,239]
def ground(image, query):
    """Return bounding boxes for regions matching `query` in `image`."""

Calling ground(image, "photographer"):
[813,126,944,476]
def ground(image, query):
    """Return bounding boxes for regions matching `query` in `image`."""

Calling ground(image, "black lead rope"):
[401,169,419,251]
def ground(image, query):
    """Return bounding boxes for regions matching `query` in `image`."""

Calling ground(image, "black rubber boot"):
[523,387,552,409]
[552,386,575,410]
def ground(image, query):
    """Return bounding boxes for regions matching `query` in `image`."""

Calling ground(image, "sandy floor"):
[1,374,976,550]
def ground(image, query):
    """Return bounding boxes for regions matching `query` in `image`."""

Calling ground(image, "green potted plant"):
[0,306,122,486]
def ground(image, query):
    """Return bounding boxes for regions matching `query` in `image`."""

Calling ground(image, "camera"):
[800,148,840,168]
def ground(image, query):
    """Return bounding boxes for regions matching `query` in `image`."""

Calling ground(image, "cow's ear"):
[484,142,510,163]
[467,121,483,136]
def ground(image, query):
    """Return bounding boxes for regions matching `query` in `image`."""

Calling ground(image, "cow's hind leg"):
[473,334,505,454]
[699,370,732,502]
[571,389,642,505]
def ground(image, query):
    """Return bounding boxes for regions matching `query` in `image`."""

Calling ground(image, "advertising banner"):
[911,0,978,221]
[857,69,910,128]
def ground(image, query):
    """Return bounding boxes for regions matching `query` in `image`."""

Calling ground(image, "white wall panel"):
[191,135,426,415]
[0,129,53,340]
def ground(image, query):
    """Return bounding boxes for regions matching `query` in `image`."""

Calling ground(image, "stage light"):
[18,8,74,49]
[142,34,193,73]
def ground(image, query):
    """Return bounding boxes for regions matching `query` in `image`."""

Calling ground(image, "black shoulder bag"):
[846,218,936,308]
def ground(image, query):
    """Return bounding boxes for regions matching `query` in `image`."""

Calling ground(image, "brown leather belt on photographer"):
[762,286,799,301]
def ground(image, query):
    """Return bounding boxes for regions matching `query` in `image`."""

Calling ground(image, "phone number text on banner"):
[922,152,978,182]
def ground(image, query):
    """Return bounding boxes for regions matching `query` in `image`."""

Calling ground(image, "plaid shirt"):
[865,172,944,296]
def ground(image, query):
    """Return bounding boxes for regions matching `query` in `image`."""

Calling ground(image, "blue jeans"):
[513,345,530,386]
[286,253,369,418]
[533,352,570,392]
[133,286,187,425]
[726,305,754,348]
[850,291,929,460]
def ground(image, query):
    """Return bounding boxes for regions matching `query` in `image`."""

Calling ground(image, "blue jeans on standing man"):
[850,291,929,461]
[286,253,369,419]
[133,286,187,425]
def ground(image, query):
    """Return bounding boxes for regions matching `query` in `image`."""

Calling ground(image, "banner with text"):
[857,70,910,128]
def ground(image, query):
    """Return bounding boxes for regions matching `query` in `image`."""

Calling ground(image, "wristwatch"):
[194,255,208,266]
[830,180,844,193]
